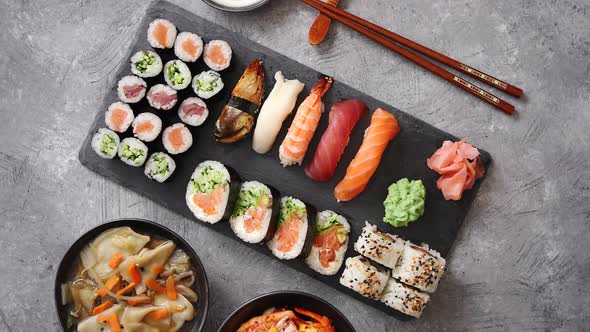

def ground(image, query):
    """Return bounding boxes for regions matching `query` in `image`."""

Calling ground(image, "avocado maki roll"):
[230,181,279,244]
[130,51,162,78]
[144,152,176,183]
[118,137,148,167]
[306,210,350,275]
[91,128,120,159]
[192,70,224,99]
[164,60,191,90]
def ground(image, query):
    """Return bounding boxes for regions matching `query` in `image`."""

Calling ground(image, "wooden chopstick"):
[303,0,516,114]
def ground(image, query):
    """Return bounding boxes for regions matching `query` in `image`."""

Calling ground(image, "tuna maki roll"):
[117,75,147,103]
[130,51,162,78]
[147,84,178,111]
[354,222,405,269]
[391,243,446,293]
[230,181,279,244]
[306,211,350,275]
[105,102,134,133]
[147,19,177,49]
[380,278,430,318]
[192,71,224,99]
[144,152,176,183]
[132,112,162,142]
[164,60,192,90]
[267,197,314,260]
[91,128,120,159]
[186,161,234,224]
[339,256,389,300]
[174,32,203,62]
[178,97,209,127]
[118,137,148,167]
[203,40,232,71]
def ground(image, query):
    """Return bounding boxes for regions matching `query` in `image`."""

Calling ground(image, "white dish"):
[202,0,269,12]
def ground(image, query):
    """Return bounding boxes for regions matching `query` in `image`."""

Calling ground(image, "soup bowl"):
[201,0,270,12]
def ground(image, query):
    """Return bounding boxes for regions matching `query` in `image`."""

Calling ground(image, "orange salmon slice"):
[182,39,197,56]
[276,214,302,253]
[154,22,169,47]
[134,120,153,134]
[168,128,185,150]
[193,186,223,216]
[208,45,225,65]
[313,226,342,267]
[110,108,127,132]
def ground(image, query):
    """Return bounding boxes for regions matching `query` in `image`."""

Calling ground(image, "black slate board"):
[79,1,491,321]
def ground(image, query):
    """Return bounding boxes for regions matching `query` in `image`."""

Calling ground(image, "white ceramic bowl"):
[202,0,269,12]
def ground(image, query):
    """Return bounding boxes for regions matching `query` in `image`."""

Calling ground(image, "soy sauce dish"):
[218,291,356,332]
[54,219,209,332]
[202,0,269,12]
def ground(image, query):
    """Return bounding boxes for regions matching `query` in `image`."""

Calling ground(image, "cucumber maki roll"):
[306,210,350,275]
[192,70,224,99]
[118,137,148,167]
[144,152,176,183]
[130,51,162,78]
[164,60,191,90]
[230,181,279,244]
[91,128,120,159]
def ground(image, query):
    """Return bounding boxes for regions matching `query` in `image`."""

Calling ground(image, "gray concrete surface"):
[1,0,589,331]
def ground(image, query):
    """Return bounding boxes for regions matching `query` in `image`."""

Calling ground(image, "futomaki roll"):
[117,75,147,103]
[147,84,178,110]
[339,256,389,300]
[391,243,446,293]
[230,181,279,244]
[118,137,148,167]
[130,51,162,78]
[305,211,350,275]
[192,71,224,99]
[162,123,193,155]
[91,128,120,159]
[147,19,177,49]
[267,197,314,260]
[186,161,235,224]
[203,40,232,71]
[144,152,176,183]
[132,112,162,142]
[164,60,192,90]
[354,222,405,269]
[380,278,430,318]
[105,102,134,133]
[178,97,209,127]
[174,32,203,62]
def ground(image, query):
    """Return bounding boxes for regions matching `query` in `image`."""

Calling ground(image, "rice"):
[132,112,162,142]
[91,128,120,159]
[144,152,176,183]
[339,256,389,300]
[118,138,148,167]
[174,32,203,62]
[203,40,232,71]
[267,197,309,260]
[192,71,224,99]
[380,278,430,318]
[117,75,147,103]
[354,221,406,269]
[105,102,134,133]
[185,161,231,224]
[391,243,446,293]
[130,51,162,78]
[305,210,350,276]
[164,60,192,90]
[147,19,177,49]
[147,84,178,111]
[178,97,209,127]
[229,181,274,243]
[162,123,193,155]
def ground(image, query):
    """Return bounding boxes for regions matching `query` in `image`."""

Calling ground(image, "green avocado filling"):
[150,154,170,177]
[316,213,349,243]
[191,166,224,194]
[166,62,185,85]
[120,143,145,164]
[99,134,117,156]
[232,185,270,218]
[383,178,426,227]
[195,77,219,92]
[134,52,157,74]
[278,198,306,226]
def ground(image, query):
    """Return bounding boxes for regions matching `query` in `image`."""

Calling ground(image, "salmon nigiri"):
[334,109,400,202]
[279,77,333,166]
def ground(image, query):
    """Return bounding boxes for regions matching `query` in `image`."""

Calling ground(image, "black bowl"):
[217,291,356,332]
[54,218,209,332]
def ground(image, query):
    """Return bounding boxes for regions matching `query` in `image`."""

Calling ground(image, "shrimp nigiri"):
[279,77,333,166]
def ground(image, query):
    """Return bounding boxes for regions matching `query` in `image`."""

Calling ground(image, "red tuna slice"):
[124,84,145,99]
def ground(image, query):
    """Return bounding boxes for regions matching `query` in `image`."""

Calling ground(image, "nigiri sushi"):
[279,77,333,166]
[215,59,265,143]
[334,108,400,202]
[252,72,304,154]
[305,99,368,182]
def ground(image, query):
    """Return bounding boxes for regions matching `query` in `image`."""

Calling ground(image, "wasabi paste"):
[383,178,426,227]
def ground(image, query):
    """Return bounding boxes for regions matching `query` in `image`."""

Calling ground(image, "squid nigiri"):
[305,99,368,182]
[334,108,400,202]
[279,77,333,166]
[252,72,304,154]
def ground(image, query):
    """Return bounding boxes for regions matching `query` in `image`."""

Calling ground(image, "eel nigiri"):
[334,108,400,202]
[304,99,368,182]
[279,76,333,166]
[252,72,304,154]
[215,59,265,143]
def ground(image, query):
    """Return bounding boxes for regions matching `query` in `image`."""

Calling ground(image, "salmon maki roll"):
[305,210,350,275]
[118,137,148,167]
[203,40,232,71]
[164,60,192,90]
[144,152,176,183]
[178,97,209,127]
[267,197,315,260]
[91,128,120,159]
[105,102,134,133]
[162,123,193,155]
[174,32,203,62]
[130,51,162,78]
[147,84,178,110]
[132,112,162,142]
[186,161,233,224]
[334,108,400,202]
[117,75,147,103]
[147,19,177,49]
[230,181,279,244]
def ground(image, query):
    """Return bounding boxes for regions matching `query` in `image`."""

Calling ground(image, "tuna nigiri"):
[334,108,400,202]
[305,99,368,182]
[279,77,333,166]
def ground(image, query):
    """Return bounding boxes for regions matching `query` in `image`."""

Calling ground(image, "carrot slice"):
[108,253,124,269]
[92,300,113,315]
[151,264,165,274]
[127,297,152,306]
[166,276,177,300]
[128,263,142,284]
[116,282,136,296]
[145,277,166,294]
[97,275,120,297]
[97,313,121,332]
[147,308,169,320]
[294,307,331,327]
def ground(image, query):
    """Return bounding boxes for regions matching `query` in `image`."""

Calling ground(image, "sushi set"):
[79,1,491,320]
